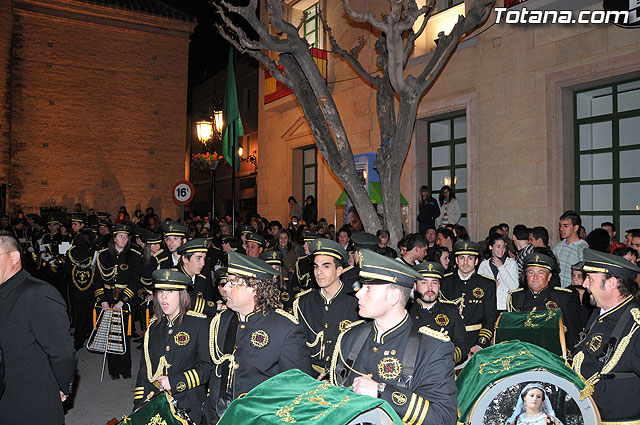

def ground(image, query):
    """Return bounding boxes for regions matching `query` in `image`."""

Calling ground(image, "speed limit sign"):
[172,180,195,205]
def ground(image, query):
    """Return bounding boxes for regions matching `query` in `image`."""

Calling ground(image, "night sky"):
[161,0,254,92]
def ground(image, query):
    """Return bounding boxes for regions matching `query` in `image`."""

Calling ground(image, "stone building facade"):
[0,0,195,218]
[257,0,640,242]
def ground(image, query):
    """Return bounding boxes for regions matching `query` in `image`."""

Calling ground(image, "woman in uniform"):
[133,269,210,424]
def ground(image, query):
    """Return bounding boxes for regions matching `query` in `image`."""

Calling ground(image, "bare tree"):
[214,0,495,243]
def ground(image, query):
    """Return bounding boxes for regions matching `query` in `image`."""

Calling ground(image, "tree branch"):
[343,0,387,33]
[416,0,495,92]
[215,0,293,52]
[320,12,380,87]
[403,0,435,65]
[214,23,293,89]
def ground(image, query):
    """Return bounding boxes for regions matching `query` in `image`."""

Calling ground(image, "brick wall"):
[0,0,12,196]
[5,0,195,218]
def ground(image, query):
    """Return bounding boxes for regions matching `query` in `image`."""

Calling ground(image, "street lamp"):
[195,110,224,227]
[196,120,213,143]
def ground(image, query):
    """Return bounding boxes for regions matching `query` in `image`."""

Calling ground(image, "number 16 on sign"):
[172,180,194,223]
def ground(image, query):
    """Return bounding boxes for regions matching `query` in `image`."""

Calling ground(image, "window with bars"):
[428,115,467,227]
[302,146,317,200]
[574,78,640,235]
[303,3,319,48]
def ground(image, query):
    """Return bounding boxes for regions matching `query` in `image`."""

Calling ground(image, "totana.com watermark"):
[495,7,631,24]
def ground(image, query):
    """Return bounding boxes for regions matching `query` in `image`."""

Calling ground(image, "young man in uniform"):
[176,238,218,317]
[439,241,497,354]
[330,249,457,425]
[206,251,313,423]
[410,262,470,365]
[294,238,359,376]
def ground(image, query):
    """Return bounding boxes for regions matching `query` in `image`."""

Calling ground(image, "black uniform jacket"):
[134,310,211,424]
[572,297,640,422]
[0,270,77,425]
[330,315,457,425]
[408,299,471,365]
[507,285,582,349]
[207,308,313,413]
[291,255,316,291]
[440,271,498,347]
[340,264,360,293]
[176,264,219,317]
[293,283,360,372]
[94,247,142,306]
[64,244,95,292]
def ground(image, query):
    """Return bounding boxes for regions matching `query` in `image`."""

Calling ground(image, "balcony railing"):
[264,47,328,104]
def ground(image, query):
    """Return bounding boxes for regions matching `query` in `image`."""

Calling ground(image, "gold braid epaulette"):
[419,326,451,342]
[275,308,298,324]
[295,288,313,299]
[96,251,117,281]
[187,310,207,319]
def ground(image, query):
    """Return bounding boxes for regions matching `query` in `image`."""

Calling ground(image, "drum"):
[217,369,401,425]
[117,391,193,425]
[494,310,567,358]
[456,341,600,425]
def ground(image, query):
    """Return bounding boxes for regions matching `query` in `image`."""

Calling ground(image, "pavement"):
[64,340,142,425]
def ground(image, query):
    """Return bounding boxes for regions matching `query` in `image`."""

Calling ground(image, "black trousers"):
[106,308,131,378]
[71,286,94,345]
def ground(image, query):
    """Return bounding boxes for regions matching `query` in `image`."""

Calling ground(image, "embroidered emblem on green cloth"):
[147,413,168,425]
[477,350,534,374]
[524,310,556,328]
[275,381,350,423]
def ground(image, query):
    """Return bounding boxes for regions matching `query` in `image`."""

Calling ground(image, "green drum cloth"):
[218,369,404,425]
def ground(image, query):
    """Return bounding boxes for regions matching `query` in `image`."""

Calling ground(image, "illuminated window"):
[303,3,319,48]
[428,115,467,227]
[302,146,317,200]
[574,78,640,233]
[436,0,463,13]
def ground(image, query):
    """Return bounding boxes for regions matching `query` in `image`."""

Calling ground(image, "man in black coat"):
[410,262,471,365]
[0,231,77,425]
[331,250,457,425]
[440,241,498,354]
[507,252,582,349]
[572,249,640,423]
[293,238,360,375]
[205,251,313,423]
